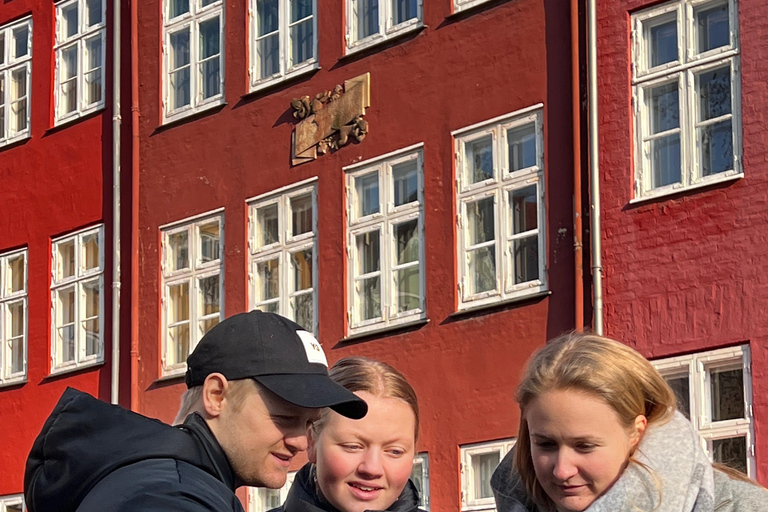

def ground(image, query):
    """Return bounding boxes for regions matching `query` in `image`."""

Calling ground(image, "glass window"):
[346,148,424,335]
[1,249,27,385]
[0,17,32,145]
[346,0,422,51]
[249,185,317,333]
[460,439,515,511]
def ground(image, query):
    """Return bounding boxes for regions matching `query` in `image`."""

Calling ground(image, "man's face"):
[213,381,321,488]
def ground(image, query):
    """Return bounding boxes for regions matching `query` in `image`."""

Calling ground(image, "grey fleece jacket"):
[491,411,768,512]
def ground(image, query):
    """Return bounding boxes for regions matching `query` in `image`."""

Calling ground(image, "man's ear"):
[202,373,229,418]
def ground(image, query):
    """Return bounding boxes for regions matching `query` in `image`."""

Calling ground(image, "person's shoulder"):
[77,458,244,512]
[714,469,768,512]
[267,506,285,512]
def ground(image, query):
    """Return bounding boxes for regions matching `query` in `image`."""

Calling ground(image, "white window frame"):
[631,0,742,200]
[0,248,27,386]
[51,225,105,374]
[460,438,515,512]
[0,494,25,512]
[0,16,32,146]
[345,0,423,54]
[54,0,107,125]
[653,345,755,477]
[162,0,225,123]
[453,0,492,13]
[248,471,296,512]
[248,179,318,334]
[453,106,546,311]
[411,453,430,511]
[160,212,224,376]
[248,0,318,92]
[344,144,426,337]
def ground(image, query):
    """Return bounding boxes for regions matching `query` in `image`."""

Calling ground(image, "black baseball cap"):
[185,310,367,419]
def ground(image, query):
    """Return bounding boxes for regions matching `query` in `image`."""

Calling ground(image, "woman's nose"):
[552,450,578,481]
[357,450,384,478]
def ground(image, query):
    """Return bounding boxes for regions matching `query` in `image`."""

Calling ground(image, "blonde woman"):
[492,332,768,512]
[272,356,424,512]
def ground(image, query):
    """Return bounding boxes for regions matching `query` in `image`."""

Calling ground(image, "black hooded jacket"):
[269,463,424,512]
[24,387,244,512]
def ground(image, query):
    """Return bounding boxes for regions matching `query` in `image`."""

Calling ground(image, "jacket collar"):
[179,412,237,490]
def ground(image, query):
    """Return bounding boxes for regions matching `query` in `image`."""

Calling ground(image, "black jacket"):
[270,463,424,512]
[24,387,244,512]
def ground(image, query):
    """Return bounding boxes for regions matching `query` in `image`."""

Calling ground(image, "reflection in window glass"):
[472,452,500,500]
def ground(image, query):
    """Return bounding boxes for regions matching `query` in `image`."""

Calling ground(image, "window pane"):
[393,0,417,25]
[87,0,103,26]
[257,33,280,78]
[84,318,99,356]
[357,0,379,40]
[7,504,23,512]
[59,287,76,363]
[712,437,747,475]
[468,246,496,294]
[258,0,279,35]
[13,25,29,58]
[58,240,76,279]
[0,34,5,66]
[507,124,536,172]
[696,3,729,53]
[168,282,190,324]
[356,172,380,218]
[170,30,191,109]
[85,37,103,105]
[395,220,418,264]
[292,293,313,331]
[513,235,539,284]
[61,4,79,39]
[358,276,381,321]
[257,259,280,301]
[60,46,78,115]
[649,20,677,67]
[292,249,312,291]
[472,452,500,500]
[8,254,25,293]
[199,17,220,99]
[167,323,190,365]
[0,76,4,134]
[200,221,220,263]
[700,120,733,177]
[396,265,419,312]
[292,0,313,21]
[199,275,220,316]
[257,302,280,314]
[410,462,425,505]
[291,194,313,236]
[83,280,100,318]
[168,231,189,271]
[257,204,279,246]
[510,186,537,234]
[10,69,27,133]
[466,136,493,184]
[665,375,691,419]
[356,231,380,274]
[83,232,100,270]
[710,367,744,421]
[201,316,219,335]
[169,0,190,18]
[9,301,24,374]
[467,197,495,245]
[290,19,313,65]
[699,66,732,121]
[651,134,681,188]
[393,160,418,206]
[650,82,679,134]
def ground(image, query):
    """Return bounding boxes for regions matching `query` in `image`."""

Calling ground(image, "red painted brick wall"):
[597,0,768,483]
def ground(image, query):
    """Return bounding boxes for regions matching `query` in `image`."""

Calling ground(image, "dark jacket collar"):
[280,463,423,512]
[179,412,237,490]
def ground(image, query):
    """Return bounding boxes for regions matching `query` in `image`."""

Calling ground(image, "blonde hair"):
[311,356,419,440]
[514,332,676,511]
[172,379,257,425]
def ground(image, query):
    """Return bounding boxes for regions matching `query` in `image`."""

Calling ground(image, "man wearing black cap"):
[24,311,367,512]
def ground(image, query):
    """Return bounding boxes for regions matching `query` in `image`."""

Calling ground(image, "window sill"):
[248,63,320,95]
[0,377,27,389]
[0,133,31,150]
[161,97,227,128]
[48,358,105,378]
[451,290,551,319]
[343,22,425,59]
[342,317,429,344]
[157,367,187,383]
[630,172,743,205]
[54,103,106,129]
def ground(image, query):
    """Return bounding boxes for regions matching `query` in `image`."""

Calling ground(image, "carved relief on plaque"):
[291,73,370,165]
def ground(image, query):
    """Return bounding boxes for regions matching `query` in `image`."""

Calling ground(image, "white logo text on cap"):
[297,330,328,367]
